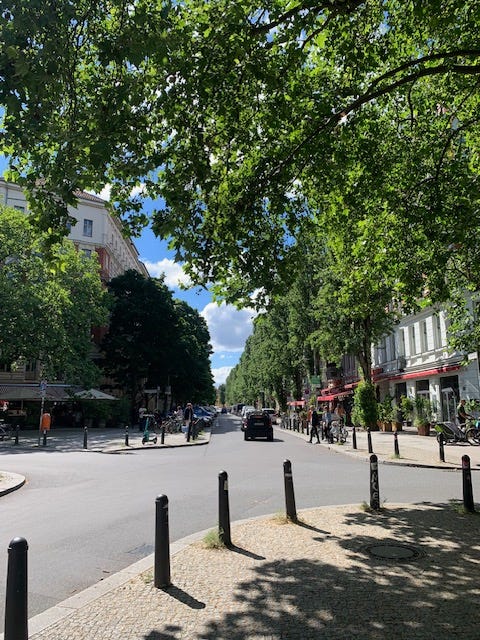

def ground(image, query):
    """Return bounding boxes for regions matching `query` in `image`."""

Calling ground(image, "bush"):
[351,380,378,428]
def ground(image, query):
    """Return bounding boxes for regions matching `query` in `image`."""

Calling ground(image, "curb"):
[0,472,26,497]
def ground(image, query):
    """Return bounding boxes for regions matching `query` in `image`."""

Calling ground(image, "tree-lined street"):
[0,414,475,622]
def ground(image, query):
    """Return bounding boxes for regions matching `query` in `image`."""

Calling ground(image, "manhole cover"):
[365,543,421,560]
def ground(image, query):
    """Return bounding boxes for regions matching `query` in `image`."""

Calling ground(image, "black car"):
[243,410,273,441]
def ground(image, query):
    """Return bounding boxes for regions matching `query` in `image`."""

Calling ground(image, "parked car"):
[243,410,273,441]
[262,408,277,424]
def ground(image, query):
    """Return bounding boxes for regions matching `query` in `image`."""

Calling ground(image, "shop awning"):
[288,400,305,407]
[317,390,353,402]
[0,384,114,402]
[374,364,462,383]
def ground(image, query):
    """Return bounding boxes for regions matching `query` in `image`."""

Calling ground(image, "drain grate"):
[364,543,422,561]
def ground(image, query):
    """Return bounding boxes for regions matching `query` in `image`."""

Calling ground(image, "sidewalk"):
[278,422,480,470]
[1,422,480,639]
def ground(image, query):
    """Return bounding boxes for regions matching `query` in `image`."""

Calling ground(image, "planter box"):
[417,423,430,436]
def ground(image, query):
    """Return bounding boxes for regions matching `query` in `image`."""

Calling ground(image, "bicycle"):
[329,420,348,443]
[0,421,14,441]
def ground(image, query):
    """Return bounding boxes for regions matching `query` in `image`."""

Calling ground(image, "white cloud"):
[212,366,234,386]
[201,302,256,352]
[143,258,192,287]
[86,183,145,202]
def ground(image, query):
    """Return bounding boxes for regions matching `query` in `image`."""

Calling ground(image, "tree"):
[0,205,109,384]
[2,1,480,302]
[101,270,214,410]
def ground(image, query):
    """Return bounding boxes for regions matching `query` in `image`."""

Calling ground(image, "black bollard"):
[394,431,400,457]
[438,432,445,462]
[186,421,192,443]
[367,427,373,454]
[352,425,357,450]
[161,423,165,445]
[283,459,297,522]
[154,495,171,588]
[462,455,475,513]
[42,430,47,447]
[369,454,380,510]
[14,425,19,446]
[125,425,129,447]
[218,470,232,547]
[83,426,88,449]
[5,537,28,640]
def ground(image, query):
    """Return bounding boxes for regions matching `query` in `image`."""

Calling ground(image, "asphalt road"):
[0,414,473,621]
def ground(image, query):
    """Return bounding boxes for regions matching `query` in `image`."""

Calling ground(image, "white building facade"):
[372,303,480,422]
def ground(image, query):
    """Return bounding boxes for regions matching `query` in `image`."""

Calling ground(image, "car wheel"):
[244,432,249,440]
[267,431,274,441]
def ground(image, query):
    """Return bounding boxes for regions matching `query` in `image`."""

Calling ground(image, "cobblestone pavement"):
[2,420,480,639]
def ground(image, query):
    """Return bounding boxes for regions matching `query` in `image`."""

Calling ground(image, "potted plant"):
[414,395,433,436]
[377,395,395,432]
[400,395,414,428]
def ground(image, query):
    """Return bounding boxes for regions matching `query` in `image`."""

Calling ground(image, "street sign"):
[39,380,47,398]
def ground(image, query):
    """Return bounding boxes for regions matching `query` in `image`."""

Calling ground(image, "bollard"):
[218,470,232,547]
[394,431,400,457]
[462,455,475,513]
[283,459,297,522]
[186,421,192,443]
[306,421,309,436]
[14,425,19,446]
[154,495,171,588]
[5,537,28,640]
[125,425,129,447]
[42,430,47,447]
[83,426,88,449]
[367,427,373,454]
[161,423,165,445]
[438,432,445,462]
[352,425,357,450]
[369,454,380,510]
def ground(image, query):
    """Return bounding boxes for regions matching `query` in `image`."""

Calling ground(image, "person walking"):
[184,402,195,442]
[457,399,472,427]
[309,408,321,444]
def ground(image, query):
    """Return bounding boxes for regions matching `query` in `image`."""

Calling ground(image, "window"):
[409,326,417,355]
[82,249,92,258]
[13,205,25,212]
[434,314,444,348]
[83,219,93,237]
[398,329,405,356]
[421,321,429,352]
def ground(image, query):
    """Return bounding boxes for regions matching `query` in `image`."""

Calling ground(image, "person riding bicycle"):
[457,399,473,427]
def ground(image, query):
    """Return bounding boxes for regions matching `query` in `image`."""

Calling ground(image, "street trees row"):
[2,2,480,398]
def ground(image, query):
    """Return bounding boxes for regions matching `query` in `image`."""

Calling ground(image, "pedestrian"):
[309,408,321,443]
[457,398,472,427]
[184,402,195,442]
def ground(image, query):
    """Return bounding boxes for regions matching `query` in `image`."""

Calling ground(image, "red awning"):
[374,364,462,383]
[288,400,305,407]
[317,390,353,402]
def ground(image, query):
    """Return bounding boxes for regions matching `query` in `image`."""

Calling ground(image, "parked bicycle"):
[0,421,14,441]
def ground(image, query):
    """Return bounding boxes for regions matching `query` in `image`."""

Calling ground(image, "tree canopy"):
[2,1,480,304]
[0,204,109,385]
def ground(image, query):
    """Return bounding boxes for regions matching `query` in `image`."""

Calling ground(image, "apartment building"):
[372,304,479,422]
[0,178,149,402]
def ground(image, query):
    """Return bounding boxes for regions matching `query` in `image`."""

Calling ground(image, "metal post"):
[186,420,192,443]
[161,423,165,445]
[4,537,28,640]
[125,425,129,447]
[438,432,445,462]
[14,425,19,446]
[369,454,380,510]
[42,430,47,447]
[83,426,88,449]
[283,459,297,522]
[394,431,400,457]
[218,471,232,547]
[154,495,171,588]
[367,427,373,454]
[352,425,357,450]
[462,455,475,513]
